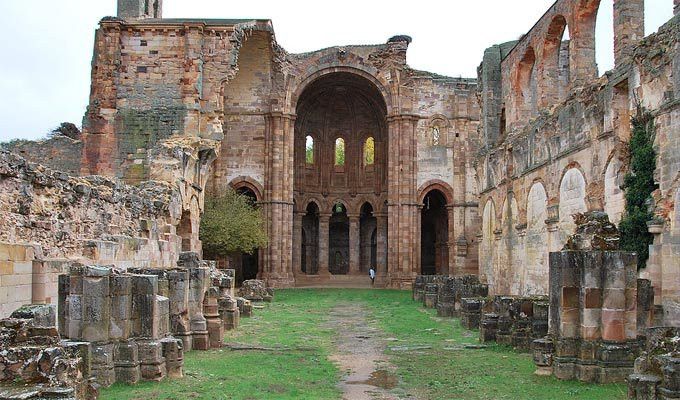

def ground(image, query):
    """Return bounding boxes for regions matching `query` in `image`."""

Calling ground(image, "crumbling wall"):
[0,150,185,318]
[1,136,82,175]
[476,3,678,302]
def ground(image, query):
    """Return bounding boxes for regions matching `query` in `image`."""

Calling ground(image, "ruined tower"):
[117,0,162,19]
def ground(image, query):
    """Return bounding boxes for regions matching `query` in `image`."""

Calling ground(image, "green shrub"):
[200,189,268,258]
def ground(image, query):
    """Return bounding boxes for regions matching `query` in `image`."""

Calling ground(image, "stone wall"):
[1,136,82,175]
[476,0,679,309]
[0,150,186,318]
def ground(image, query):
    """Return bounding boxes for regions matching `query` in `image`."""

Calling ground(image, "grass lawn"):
[100,289,626,400]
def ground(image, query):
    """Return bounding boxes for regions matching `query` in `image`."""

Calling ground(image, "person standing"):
[369,268,376,285]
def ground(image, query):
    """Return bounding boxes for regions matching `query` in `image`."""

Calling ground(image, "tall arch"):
[421,189,449,275]
[540,15,571,109]
[525,182,549,295]
[293,71,388,280]
[499,193,521,295]
[517,47,537,120]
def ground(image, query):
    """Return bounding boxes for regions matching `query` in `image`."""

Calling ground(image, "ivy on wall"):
[619,108,658,270]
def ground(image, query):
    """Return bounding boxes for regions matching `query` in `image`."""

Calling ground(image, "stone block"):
[91,343,115,387]
[161,337,184,379]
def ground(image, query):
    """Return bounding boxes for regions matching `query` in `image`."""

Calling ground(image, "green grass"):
[100,289,626,400]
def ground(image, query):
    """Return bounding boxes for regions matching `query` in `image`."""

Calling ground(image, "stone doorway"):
[421,189,449,275]
[329,203,349,275]
[302,202,320,274]
[234,186,260,285]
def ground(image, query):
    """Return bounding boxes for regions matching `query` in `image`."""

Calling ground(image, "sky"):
[0,0,673,141]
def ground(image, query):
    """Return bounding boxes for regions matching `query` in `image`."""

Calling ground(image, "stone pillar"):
[31,260,46,304]
[375,213,388,286]
[613,0,645,67]
[82,266,112,343]
[675,0,680,15]
[386,115,419,288]
[318,213,331,276]
[80,20,122,176]
[348,214,361,275]
[447,205,457,276]
[569,8,598,86]
[293,211,303,277]
[261,113,295,287]
[166,270,192,351]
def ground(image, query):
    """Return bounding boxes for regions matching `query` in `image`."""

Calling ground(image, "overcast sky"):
[0,0,673,141]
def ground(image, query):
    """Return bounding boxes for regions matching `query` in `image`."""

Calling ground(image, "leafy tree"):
[619,108,657,270]
[200,189,268,258]
[49,122,81,140]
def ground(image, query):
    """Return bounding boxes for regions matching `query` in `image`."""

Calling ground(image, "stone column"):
[386,115,419,288]
[31,260,47,304]
[261,113,295,287]
[318,213,331,276]
[447,205,457,276]
[675,0,679,15]
[415,206,422,276]
[292,211,303,277]
[375,213,388,286]
[613,0,644,68]
[348,214,361,275]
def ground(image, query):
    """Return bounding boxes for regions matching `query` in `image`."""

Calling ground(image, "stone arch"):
[480,198,497,291]
[559,167,588,244]
[328,198,351,214]
[228,176,264,202]
[417,180,454,205]
[540,15,571,108]
[514,47,537,122]
[604,152,626,225]
[289,66,391,115]
[420,188,450,275]
[525,182,549,295]
[177,195,201,253]
[499,192,521,295]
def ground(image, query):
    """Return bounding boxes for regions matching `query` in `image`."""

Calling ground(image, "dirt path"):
[326,302,400,400]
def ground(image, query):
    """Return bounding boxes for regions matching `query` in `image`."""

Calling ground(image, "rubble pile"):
[0,305,94,399]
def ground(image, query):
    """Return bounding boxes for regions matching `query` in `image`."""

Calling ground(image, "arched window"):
[432,126,441,146]
[364,137,375,165]
[335,138,345,166]
[305,135,314,164]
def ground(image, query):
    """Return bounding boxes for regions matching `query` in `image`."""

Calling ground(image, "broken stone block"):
[480,313,498,343]
[238,279,274,302]
[113,340,140,384]
[81,274,111,343]
[424,283,438,308]
[137,340,166,381]
[90,343,115,387]
[161,337,184,379]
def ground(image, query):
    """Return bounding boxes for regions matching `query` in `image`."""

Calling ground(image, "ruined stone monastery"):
[0,0,679,397]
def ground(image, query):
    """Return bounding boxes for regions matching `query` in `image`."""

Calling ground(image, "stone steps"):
[294,274,374,288]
